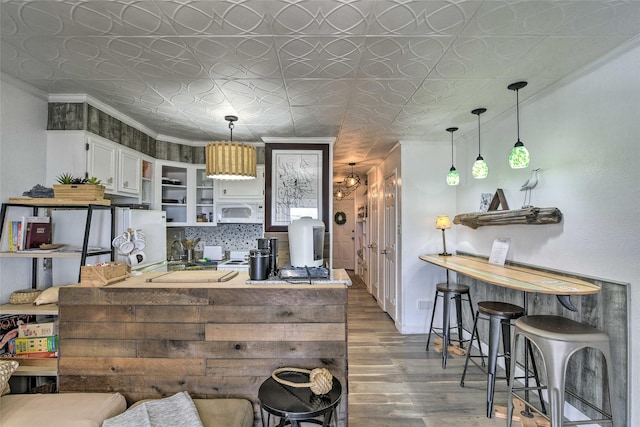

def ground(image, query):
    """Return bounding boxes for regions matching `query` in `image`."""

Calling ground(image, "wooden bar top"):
[419,254,600,295]
[105,269,351,289]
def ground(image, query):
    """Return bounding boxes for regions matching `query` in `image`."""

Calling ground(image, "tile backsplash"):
[179,224,263,252]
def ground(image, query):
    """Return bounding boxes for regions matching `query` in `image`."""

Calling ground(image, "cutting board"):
[146,270,238,283]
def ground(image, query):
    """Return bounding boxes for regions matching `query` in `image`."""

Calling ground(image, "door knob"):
[380,249,387,254]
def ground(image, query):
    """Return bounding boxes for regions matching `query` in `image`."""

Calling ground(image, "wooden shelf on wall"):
[454,207,562,229]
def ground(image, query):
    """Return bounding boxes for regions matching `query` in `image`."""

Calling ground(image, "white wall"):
[0,75,49,302]
[399,141,457,333]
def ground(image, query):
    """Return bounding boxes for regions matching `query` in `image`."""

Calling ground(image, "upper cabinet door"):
[88,137,116,191]
[118,149,141,194]
[217,165,265,200]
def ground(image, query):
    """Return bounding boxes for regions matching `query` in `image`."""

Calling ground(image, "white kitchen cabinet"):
[154,162,216,226]
[117,148,141,194]
[88,136,117,191]
[216,164,264,200]
[195,167,215,224]
[46,131,145,200]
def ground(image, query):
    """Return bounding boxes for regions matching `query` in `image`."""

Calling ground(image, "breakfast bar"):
[419,253,628,426]
[56,270,351,425]
[418,254,601,310]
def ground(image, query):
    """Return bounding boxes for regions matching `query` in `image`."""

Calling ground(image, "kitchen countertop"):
[113,269,351,288]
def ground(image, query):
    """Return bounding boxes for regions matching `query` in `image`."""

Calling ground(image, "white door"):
[383,171,398,320]
[368,180,380,301]
[332,197,355,270]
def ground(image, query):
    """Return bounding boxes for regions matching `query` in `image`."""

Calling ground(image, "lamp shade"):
[472,156,489,179]
[509,141,530,169]
[446,167,460,185]
[435,216,451,230]
[471,108,488,179]
[206,141,257,180]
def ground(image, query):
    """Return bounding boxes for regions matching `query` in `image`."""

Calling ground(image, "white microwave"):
[216,202,264,224]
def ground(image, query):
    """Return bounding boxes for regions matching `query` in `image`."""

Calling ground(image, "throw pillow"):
[0,360,19,396]
[34,284,77,306]
[102,391,204,427]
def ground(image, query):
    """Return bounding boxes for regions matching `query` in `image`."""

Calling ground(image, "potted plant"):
[53,174,106,200]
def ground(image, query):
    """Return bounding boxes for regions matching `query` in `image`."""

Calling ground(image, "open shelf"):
[0,302,58,316]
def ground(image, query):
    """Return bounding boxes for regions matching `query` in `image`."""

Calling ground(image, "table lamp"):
[435,216,452,256]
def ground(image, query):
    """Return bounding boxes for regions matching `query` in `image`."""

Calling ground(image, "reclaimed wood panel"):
[206,323,345,341]
[58,285,348,426]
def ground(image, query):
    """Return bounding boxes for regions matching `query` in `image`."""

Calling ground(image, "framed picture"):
[265,144,329,232]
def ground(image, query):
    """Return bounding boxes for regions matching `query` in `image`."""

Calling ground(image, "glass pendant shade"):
[508,82,530,169]
[445,127,459,186]
[447,166,460,185]
[509,141,530,168]
[471,107,488,179]
[472,156,489,179]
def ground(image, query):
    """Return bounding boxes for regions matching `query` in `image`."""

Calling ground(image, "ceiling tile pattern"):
[2,0,639,180]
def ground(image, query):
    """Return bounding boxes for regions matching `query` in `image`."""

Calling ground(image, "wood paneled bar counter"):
[57,270,351,425]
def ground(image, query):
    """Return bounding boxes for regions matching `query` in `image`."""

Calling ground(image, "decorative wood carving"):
[454,207,562,229]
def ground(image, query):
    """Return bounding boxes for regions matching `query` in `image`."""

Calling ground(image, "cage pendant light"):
[333,181,349,200]
[206,115,257,180]
[508,82,530,169]
[344,162,361,191]
[446,127,460,186]
[471,108,488,179]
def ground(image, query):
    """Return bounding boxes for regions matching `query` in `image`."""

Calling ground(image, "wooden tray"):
[80,262,128,286]
[146,270,238,283]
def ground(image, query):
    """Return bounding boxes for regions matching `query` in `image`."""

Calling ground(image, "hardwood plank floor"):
[347,272,506,427]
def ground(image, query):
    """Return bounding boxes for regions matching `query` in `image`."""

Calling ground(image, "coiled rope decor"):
[271,367,333,395]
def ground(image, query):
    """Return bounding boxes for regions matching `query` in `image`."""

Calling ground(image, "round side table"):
[258,371,342,427]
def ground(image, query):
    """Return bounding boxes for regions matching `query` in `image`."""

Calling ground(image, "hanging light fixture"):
[446,127,460,186]
[471,108,488,179]
[333,181,350,200]
[508,81,530,169]
[206,115,257,180]
[344,162,361,191]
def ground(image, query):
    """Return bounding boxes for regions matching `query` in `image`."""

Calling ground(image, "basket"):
[80,262,128,287]
[9,289,43,304]
[53,184,105,200]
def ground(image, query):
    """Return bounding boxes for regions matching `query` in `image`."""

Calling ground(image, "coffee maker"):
[257,238,278,277]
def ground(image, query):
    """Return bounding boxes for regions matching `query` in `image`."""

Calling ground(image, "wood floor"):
[347,274,507,427]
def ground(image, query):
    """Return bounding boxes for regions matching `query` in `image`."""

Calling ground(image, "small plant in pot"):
[54,174,105,200]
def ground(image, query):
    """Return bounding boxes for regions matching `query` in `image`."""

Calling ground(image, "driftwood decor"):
[454,207,562,229]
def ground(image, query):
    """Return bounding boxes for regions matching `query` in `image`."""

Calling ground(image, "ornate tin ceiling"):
[2,1,639,180]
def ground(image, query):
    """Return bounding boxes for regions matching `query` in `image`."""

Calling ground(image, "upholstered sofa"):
[0,392,127,427]
[0,392,254,427]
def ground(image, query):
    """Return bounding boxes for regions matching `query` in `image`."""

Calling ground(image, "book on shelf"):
[7,221,23,251]
[23,217,51,249]
[1,313,35,355]
[1,351,58,359]
[7,336,58,354]
[17,322,57,338]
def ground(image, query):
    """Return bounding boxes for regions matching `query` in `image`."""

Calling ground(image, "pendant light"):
[508,81,530,169]
[206,115,257,180]
[471,108,488,179]
[446,127,460,186]
[334,181,349,200]
[344,162,361,191]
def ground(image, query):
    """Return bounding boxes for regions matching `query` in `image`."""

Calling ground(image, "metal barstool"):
[460,301,545,418]
[507,315,614,427]
[426,282,476,368]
